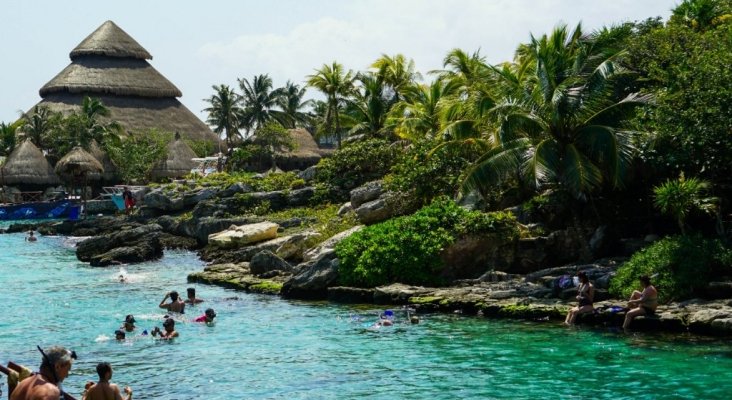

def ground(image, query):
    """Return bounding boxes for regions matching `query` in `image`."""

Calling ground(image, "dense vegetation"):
[336,198,518,287]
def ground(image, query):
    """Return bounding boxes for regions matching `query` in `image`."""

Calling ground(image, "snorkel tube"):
[36,345,79,400]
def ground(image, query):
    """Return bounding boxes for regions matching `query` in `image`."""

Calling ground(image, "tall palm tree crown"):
[203,84,244,153]
[306,62,355,147]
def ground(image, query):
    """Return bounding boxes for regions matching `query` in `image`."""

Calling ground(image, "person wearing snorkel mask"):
[10,346,75,400]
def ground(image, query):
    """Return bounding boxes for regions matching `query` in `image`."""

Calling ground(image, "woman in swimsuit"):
[565,271,595,325]
[623,275,658,330]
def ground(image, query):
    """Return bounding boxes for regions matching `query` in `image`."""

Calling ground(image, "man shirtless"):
[10,346,73,400]
[623,275,659,330]
[158,291,185,314]
[151,318,179,339]
[83,362,132,400]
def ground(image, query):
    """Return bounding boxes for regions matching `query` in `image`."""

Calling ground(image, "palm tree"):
[238,74,286,134]
[388,80,446,142]
[371,54,421,102]
[78,96,122,149]
[0,121,18,157]
[306,62,355,147]
[203,84,244,154]
[346,72,394,137]
[460,23,651,200]
[18,105,60,151]
[276,81,313,129]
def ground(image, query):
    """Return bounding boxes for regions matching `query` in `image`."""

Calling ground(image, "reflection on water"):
[1,231,732,399]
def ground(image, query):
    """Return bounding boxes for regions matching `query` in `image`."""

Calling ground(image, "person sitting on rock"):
[565,271,595,325]
[159,291,185,314]
[623,275,658,330]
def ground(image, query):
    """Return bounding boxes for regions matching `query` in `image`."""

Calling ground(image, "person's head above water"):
[187,287,196,298]
[169,291,179,301]
[163,318,175,330]
[114,330,125,340]
[96,362,113,380]
[204,308,217,321]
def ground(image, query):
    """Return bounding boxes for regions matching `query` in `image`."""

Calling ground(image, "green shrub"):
[609,234,732,302]
[336,197,518,288]
[385,140,478,206]
[316,138,397,190]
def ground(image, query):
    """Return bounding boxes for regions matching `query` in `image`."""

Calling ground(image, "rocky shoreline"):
[4,178,732,337]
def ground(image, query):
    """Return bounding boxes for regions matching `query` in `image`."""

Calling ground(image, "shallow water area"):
[2,225,732,399]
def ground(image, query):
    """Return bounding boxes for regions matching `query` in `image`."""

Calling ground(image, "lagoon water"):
[2,227,732,399]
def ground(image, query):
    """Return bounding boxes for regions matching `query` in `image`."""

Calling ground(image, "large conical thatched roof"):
[70,20,152,60]
[0,140,60,186]
[151,135,198,179]
[275,128,323,171]
[55,146,104,180]
[29,20,219,146]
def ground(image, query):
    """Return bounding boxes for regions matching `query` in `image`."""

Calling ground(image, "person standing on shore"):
[159,291,185,314]
[623,275,658,330]
[82,362,132,400]
[10,346,74,400]
[122,187,135,215]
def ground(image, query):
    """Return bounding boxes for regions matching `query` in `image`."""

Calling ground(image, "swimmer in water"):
[159,291,185,314]
[25,230,37,242]
[151,318,179,339]
[185,287,204,305]
[121,315,136,332]
[118,274,127,283]
[193,308,216,323]
[114,330,126,341]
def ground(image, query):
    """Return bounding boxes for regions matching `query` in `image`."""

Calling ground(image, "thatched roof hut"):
[275,128,324,171]
[151,135,197,179]
[55,146,104,180]
[0,140,60,186]
[89,140,117,181]
[29,20,219,144]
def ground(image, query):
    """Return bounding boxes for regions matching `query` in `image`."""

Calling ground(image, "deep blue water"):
[2,227,732,399]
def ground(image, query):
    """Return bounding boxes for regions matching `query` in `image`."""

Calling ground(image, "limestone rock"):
[76,224,163,266]
[249,250,293,276]
[208,221,280,249]
[350,181,383,208]
[287,187,315,207]
[275,231,320,261]
[303,225,363,262]
[297,165,318,181]
[337,202,353,216]
[281,250,339,299]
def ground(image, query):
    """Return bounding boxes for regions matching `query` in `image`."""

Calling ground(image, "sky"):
[0,0,679,124]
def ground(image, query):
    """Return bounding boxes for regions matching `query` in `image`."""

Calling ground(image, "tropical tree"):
[0,121,18,157]
[306,62,355,147]
[388,80,447,141]
[459,24,651,200]
[653,174,718,235]
[238,74,285,134]
[276,81,313,129]
[371,54,421,102]
[203,84,244,154]
[346,72,394,137]
[106,128,169,184]
[18,105,61,151]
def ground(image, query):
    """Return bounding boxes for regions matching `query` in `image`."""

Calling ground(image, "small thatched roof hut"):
[151,134,197,179]
[29,20,219,144]
[0,140,60,186]
[89,140,117,181]
[275,128,324,171]
[55,146,104,180]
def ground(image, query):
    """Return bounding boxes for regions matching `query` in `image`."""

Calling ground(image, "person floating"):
[25,230,37,242]
[122,187,135,215]
[82,362,132,400]
[151,318,179,339]
[623,275,658,330]
[10,346,76,400]
[564,271,595,325]
[121,315,136,332]
[193,308,217,323]
[185,287,204,305]
[159,291,185,314]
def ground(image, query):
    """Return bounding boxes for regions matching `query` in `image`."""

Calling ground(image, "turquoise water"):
[2,228,732,399]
